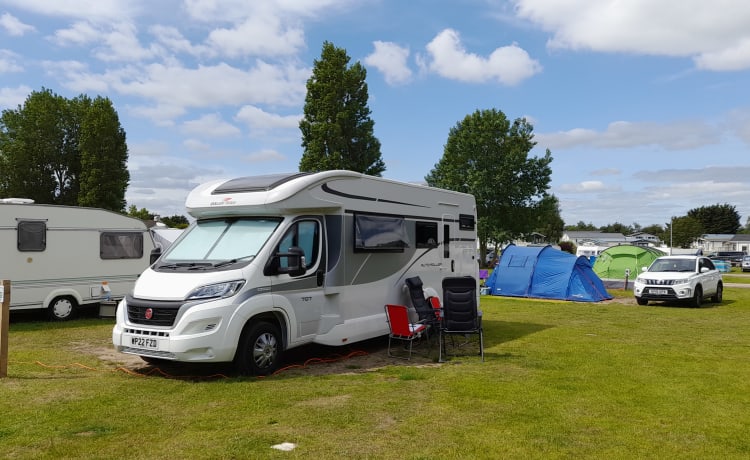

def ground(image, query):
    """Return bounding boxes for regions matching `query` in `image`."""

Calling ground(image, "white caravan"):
[0,200,156,320]
[112,170,478,375]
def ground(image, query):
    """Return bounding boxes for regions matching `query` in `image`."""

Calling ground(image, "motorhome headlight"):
[186,280,245,300]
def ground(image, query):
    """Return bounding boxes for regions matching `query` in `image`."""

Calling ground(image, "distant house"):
[697,234,737,254]
[561,231,628,247]
[627,232,660,246]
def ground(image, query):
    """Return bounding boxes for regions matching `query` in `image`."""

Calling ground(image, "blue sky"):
[1,0,749,229]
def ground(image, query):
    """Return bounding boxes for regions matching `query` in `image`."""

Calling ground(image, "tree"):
[564,221,597,231]
[299,41,385,176]
[687,203,740,234]
[425,109,553,262]
[534,194,564,243]
[160,214,190,229]
[666,216,704,248]
[0,89,129,211]
[77,96,129,211]
[127,205,153,220]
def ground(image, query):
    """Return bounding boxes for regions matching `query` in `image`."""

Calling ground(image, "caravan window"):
[18,220,46,251]
[100,232,144,259]
[354,213,410,252]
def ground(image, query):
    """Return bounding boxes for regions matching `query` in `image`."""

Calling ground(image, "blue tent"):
[485,244,612,302]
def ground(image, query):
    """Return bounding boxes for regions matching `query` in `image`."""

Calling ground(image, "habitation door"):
[442,214,457,274]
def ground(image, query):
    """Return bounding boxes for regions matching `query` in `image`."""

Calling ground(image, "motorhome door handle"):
[451,260,455,272]
[316,270,324,287]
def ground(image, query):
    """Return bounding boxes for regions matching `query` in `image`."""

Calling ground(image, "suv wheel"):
[691,286,703,308]
[711,283,723,304]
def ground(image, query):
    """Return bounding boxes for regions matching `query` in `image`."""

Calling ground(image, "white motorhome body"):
[112,170,478,375]
[0,201,156,320]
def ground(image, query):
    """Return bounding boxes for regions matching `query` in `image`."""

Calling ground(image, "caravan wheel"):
[48,296,77,321]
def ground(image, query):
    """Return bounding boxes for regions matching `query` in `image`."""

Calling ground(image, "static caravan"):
[113,170,478,375]
[0,200,156,320]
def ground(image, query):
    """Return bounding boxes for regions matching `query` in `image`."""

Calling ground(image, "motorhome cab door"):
[268,217,325,340]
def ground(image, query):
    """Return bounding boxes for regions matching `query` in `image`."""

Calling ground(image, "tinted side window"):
[354,214,410,252]
[18,221,47,251]
[415,221,438,248]
[100,232,144,259]
[276,220,320,270]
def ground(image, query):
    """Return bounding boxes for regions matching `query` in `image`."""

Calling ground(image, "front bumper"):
[634,284,694,301]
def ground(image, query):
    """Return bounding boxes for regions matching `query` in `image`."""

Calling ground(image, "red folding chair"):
[384,304,428,360]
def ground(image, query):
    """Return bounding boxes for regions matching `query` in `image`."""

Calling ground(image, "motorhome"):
[112,170,478,375]
[0,200,156,320]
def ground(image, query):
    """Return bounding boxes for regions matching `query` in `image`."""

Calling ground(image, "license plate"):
[650,289,668,295]
[130,336,159,350]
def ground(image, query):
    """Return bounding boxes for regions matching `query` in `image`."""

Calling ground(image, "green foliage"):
[160,214,190,229]
[558,240,576,254]
[535,194,564,243]
[666,215,704,248]
[564,221,597,231]
[425,109,553,260]
[299,41,385,176]
[687,203,740,234]
[0,89,129,212]
[127,205,153,220]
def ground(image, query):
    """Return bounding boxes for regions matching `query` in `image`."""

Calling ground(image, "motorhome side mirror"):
[150,247,162,264]
[265,246,306,277]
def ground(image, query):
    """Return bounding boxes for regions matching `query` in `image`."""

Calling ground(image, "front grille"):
[127,305,178,326]
[641,278,681,286]
[125,294,183,327]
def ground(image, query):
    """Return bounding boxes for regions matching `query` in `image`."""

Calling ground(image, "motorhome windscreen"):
[163,218,281,262]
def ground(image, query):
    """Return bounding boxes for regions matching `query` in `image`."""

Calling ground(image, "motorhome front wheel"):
[235,321,281,376]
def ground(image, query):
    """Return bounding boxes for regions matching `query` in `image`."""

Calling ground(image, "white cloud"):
[0,84,32,109]
[1,0,141,22]
[558,180,610,193]
[242,148,286,163]
[422,28,542,85]
[0,50,23,73]
[537,120,721,150]
[183,139,212,152]
[0,12,35,36]
[513,0,750,71]
[206,14,305,58]
[365,41,412,85]
[182,113,242,138]
[235,105,300,135]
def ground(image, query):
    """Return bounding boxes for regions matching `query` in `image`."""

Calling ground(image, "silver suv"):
[742,255,750,272]
[633,256,723,307]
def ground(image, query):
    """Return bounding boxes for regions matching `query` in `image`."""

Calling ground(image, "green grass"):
[3,290,750,459]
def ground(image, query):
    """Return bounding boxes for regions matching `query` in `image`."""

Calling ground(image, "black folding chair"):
[439,276,484,362]
[405,276,440,331]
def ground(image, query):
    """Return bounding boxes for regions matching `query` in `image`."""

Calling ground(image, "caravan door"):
[442,213,457,274]
[269,217,325,341]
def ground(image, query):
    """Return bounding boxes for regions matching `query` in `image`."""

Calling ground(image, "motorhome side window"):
[17,220,46,251]
[415,221,438,248]
[277,220,320,269]
[354,214,410,252]
[459,214,475,230]
[100,232,144,259]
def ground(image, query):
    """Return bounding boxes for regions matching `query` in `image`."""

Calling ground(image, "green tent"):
[592,245,665,279]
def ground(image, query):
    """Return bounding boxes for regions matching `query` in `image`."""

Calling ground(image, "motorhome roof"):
[213,172,311,194]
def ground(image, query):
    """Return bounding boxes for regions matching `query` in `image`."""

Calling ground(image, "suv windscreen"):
[648,258,696,272]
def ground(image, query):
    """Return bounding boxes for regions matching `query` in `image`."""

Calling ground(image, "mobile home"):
[113,170,478,375]
[0,200,155,320]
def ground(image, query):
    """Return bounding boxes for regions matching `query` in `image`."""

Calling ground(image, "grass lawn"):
[2,288,750,459]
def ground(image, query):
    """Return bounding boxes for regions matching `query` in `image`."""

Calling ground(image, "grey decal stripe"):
[322,183,429,208]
